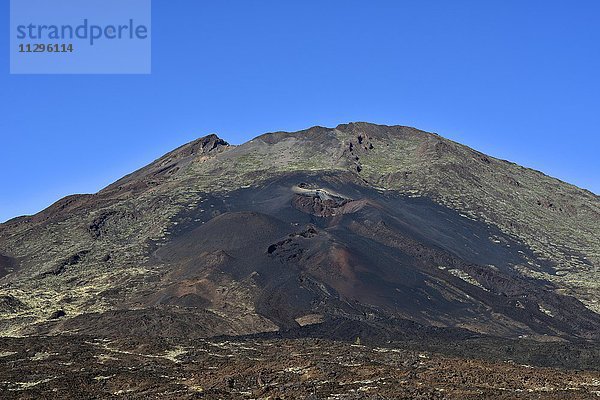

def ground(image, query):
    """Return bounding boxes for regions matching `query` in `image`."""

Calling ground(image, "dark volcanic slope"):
[0,123,598,343]
[0,253,16,278]
[145,172,599,340]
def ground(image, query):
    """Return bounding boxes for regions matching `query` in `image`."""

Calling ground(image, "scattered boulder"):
[49,310,66,320]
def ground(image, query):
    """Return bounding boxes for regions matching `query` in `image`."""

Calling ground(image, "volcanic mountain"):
[1,123,599,343]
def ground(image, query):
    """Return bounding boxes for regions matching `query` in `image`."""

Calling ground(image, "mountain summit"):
[0,122,598,342]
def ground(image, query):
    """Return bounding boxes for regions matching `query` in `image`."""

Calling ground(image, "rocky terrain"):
[0,122,598,398]
[1,336,600,399]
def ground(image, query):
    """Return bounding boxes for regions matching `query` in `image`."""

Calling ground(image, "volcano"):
[1,123,599,398]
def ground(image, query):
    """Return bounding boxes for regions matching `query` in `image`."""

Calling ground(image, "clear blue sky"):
[1,0,599,222]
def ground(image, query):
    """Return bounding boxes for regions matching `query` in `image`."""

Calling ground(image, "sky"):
[1,0,599,223]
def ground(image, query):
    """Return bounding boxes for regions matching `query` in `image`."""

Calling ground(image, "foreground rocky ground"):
[1,336,599,399]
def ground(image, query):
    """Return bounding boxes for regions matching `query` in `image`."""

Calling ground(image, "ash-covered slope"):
[0,123,598,342]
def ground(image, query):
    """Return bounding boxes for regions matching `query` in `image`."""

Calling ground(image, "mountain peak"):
[101,133,230,195]
[1,122,599,348]
[175,133,230,157]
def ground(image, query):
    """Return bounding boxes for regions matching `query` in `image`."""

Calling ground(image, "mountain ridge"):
[3,122,597,223]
